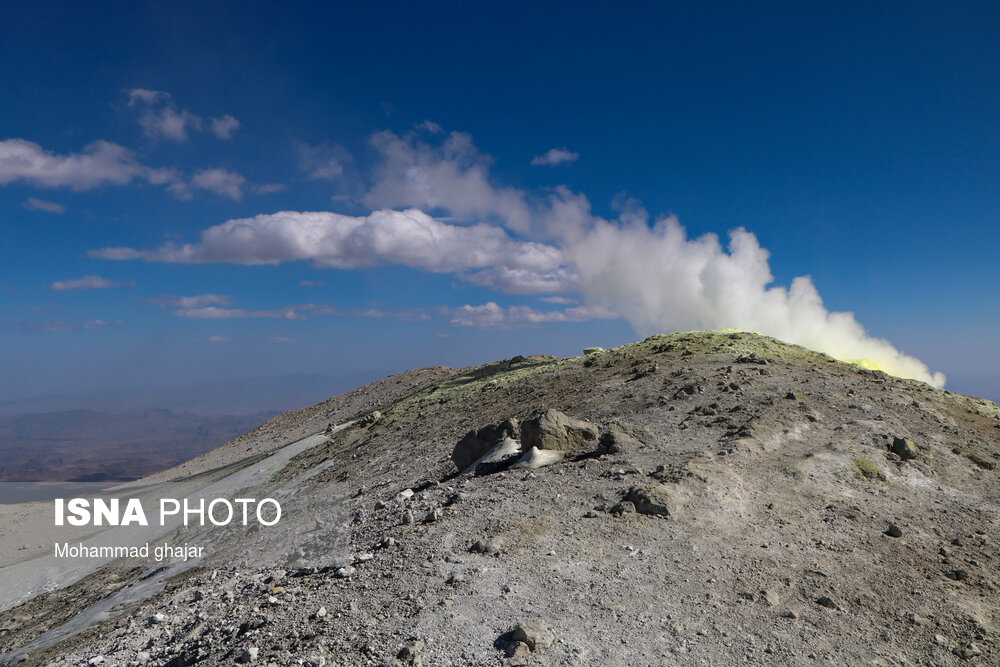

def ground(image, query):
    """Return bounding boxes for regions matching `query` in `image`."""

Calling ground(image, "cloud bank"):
[90,208,576,294]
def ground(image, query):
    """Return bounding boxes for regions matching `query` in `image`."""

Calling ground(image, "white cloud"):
[127,88,170,106]
[140,106,203,142]
[538,295,578,304]
[531,147,579,166]
[0,139,177,191]
[348,307,429,321]
[171,305,319,320]
[208,335,233,343]
[443,302,617,329]
[296,141,351,180]
[191,168,247,200]
[50,275,131,291]
[89,208,577,294]
[126,88,239,143]
[210,115,241,140]
[169,301,427,322]
[363,129,595,238]
[299,280,323,287]
[146,294,233,309]
[23,197,66,214]
[364,130,535,232]
[255,183,287,194]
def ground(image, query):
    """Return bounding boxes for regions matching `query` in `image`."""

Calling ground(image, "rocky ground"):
[1,331,998,666]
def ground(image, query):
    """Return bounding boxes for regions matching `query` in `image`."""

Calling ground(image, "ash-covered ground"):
[1,331,998,666]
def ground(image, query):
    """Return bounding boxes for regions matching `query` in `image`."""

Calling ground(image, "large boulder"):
[451,420,521,471]
[452,430,492,471]
[520,409,598,452]
[599,421,653,454]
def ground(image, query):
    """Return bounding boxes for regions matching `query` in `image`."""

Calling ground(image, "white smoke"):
[567,215,946,388]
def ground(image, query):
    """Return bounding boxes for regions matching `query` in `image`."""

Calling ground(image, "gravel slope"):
[2,331,998,666]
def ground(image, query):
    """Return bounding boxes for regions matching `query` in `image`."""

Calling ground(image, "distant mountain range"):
[0,372,378,482]
[0,408,279,482]
[0,372,372,418]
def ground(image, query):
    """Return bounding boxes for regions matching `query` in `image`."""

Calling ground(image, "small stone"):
[761,589,780,607]
[374,500,388,510]
[470,536,503,555]
[815,596,838,610]
[905,612,925,626]
[314,606,328,619]
[945,568,968,582]
[361,410,382,426]
[136,651,151,663]
[335,566,356,578]
[954,643,983,660]
[235,647,259,664]
[379,537,397,549]
[88,657,104,666]
[424,508,441,523]
[403,510,415,525]
[396,639,425,665]
[780,610,798,619]
[623,486,671,517]
[510,619,556,651]
[505,640,531,658]
[397,488,415,501]
[610,501,636,515]
[148,613,167,625]
[884,525,903,538]
[446,572,466,585]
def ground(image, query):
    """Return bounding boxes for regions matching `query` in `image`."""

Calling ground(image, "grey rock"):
[623,486,671,517]
[235,647,258,663]
[816,596,838,609]
[397,639,424,665]
[610,501,636,515]
[520,408,598,452]
[890,437,918,460]
[505,640,531,658]
[511,619,556,651]
[470,536,503,555]
[361,410,382,426]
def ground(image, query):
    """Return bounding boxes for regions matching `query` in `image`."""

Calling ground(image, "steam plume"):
[567,216,946,388]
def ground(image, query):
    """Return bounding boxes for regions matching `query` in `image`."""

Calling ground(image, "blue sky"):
[2,1,999,402]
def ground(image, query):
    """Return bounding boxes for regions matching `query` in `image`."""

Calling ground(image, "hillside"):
[1,331,998,666]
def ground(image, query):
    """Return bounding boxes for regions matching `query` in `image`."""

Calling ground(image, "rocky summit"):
[2,331,999,666]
